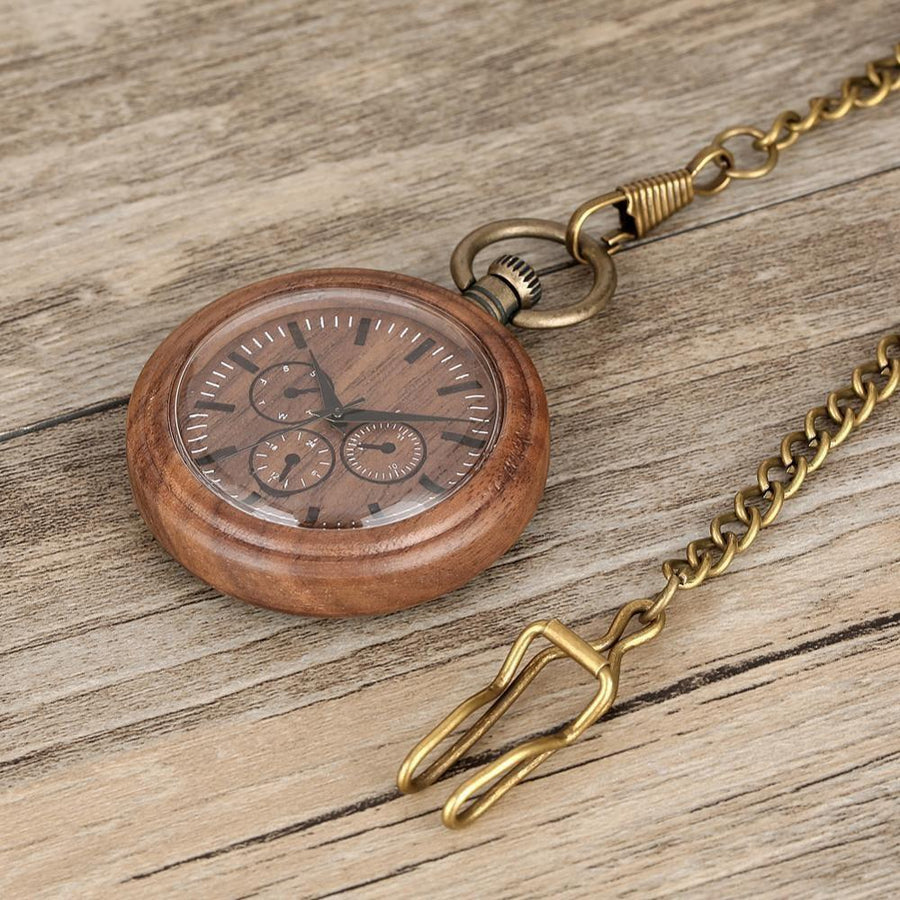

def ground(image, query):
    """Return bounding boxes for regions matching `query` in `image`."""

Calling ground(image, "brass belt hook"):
[397,599,665,828]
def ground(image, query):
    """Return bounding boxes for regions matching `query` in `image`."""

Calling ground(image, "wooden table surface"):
[2,2,899,896]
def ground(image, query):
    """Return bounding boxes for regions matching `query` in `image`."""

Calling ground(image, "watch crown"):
[487,254,543,309]
[461,254,543,326]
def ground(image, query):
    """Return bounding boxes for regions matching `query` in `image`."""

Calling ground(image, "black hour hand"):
[306,347,342,411]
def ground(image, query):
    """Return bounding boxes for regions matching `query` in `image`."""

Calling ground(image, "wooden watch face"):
[172,287,503,529]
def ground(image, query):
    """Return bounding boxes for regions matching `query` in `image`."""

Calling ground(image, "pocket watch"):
[127,233,614,616]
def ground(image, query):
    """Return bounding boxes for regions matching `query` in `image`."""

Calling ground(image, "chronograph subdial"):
[250,361,319,423]
[341,422,426,484]
[251,428,335,496]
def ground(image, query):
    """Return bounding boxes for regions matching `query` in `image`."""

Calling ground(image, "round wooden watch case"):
[127,269,550,617]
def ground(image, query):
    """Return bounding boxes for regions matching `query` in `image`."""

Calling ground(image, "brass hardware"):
[687,145,735,196]
[413,43,900,826]
[488,255,543,308]
[457,45,899,316]
[564,190,624,264]
[397,602,665,828]
[450,218,616,329]
[619,170,695,238]
[711,125,779,180]
[400,334,899,826]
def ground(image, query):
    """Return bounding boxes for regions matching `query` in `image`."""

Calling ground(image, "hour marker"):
[305,506,320,524]
[287,320,307,349]
[195,400,236,413]
[228,351,259,373]
[194,447,237,465]
[419,474,446,494]
[441,431,487,449]
[355,317,371,346]
[438,380,482,395]
[368,502,382,515]
[405,338,436,364]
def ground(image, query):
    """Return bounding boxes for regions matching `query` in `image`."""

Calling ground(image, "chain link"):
[691,43,900,195]
[638,334,900,623]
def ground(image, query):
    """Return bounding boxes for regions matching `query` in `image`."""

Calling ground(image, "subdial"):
[341,422,426,483]
[250,428,334,495]
[250,361,319,423]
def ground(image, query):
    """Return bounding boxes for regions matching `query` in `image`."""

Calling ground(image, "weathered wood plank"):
[1,0,899,896]
[0,573,897,896]
[2,165,898,893]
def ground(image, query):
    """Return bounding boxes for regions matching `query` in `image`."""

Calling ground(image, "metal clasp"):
[566,169,697,263]
[397,599,665,828]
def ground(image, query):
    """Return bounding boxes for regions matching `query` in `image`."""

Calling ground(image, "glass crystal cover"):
[172,287,503,529]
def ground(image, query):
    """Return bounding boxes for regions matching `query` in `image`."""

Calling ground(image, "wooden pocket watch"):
[127,232,614,616]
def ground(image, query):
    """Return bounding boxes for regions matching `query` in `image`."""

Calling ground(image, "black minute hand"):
[333,408,475,425]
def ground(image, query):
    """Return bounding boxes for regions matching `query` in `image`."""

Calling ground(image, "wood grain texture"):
[1,0,899,896]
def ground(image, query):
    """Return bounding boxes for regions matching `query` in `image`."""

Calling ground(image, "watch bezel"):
[127,268,550,616]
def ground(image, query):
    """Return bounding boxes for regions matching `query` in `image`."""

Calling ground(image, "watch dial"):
[172,287,503,528]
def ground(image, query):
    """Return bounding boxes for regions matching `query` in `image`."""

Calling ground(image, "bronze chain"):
[403,44,900,827]
[641,334,900,622]
[401,334,899,827]
[691,43,900,194]
[452,44,900,327]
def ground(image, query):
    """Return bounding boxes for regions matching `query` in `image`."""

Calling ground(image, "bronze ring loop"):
[713,125,779,180]
[450,218,617,329]
[687,144,735,196]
